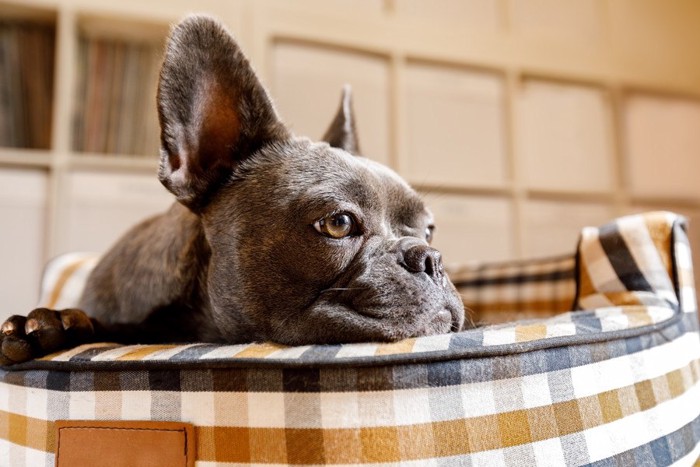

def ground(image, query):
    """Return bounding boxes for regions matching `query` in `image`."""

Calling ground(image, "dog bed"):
[1,211,698,465]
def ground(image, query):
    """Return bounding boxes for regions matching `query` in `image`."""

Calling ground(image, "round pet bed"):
[1,211,698,466]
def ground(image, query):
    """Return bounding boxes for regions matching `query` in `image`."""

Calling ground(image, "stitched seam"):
[184,428,189,460]
[60,427,185,433]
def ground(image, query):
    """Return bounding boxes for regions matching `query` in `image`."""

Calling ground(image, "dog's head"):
[157,16,466,344]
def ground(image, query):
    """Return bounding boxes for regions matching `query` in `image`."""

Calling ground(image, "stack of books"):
[0,21,55,150]
[72,36,161,157]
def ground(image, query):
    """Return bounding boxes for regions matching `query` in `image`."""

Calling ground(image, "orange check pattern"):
[1,211,699,465]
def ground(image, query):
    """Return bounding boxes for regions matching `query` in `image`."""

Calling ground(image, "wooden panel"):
[508,0,605,44]
[422,193,514,265]
[282,0,384,15]
[522,199,614,258]
[0,168,48,319]
[62,171,174,254]
[517,80,614,193]
[624,94,700,199]
[405,62,507,188]
[271,42,390,165]
[607,0,700,87]
[394,0,502,31]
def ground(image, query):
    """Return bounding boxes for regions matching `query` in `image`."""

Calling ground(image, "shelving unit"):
[0,1,185,315]
[0,4,55,150]
[2,0,700,315]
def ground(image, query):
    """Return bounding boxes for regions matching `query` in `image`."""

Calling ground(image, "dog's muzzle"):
[401,243,446,287]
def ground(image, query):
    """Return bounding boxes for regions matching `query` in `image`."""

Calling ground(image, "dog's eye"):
[425,225,435,243]
[314,213,357,239]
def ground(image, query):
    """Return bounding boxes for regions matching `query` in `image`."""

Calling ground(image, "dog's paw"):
[0,308,94,366]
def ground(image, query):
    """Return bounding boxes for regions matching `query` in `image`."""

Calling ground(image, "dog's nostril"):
[424,253,435,276]
[403,245,444,282]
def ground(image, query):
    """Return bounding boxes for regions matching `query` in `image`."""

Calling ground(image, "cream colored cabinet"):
[2,0,700,317]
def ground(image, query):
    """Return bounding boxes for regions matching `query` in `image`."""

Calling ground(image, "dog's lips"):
[326,287,464,336]
[284,235,467,343]
[265,278,466,345]
[432,298,466,331]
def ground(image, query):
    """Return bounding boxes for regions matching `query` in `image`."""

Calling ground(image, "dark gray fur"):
[1,15,465,360]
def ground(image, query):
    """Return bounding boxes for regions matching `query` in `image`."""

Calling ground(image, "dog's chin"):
[351,299,464,339]
[335,268,466,341]
[265,286,465,346]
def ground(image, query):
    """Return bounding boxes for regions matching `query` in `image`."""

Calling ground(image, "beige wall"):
[1,0,699,316]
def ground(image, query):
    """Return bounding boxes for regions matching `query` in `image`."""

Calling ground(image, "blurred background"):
[2,0,700,317]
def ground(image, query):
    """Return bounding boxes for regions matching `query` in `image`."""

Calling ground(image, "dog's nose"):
[402,244,445,284]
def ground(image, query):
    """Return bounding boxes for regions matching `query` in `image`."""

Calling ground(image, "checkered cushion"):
[2,211,699,465]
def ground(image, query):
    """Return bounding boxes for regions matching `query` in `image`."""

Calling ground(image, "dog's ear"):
[322,85,361,155]
[157,15,290,211]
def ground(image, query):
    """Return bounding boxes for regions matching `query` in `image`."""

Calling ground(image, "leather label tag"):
[55,420,195,467]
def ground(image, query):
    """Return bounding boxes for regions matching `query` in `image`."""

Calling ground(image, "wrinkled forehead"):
[254,140,427,220]
[348,153,427,214]
[304,145,426,214]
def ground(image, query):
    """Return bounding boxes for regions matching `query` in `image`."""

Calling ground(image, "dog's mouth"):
[314,275,465,339]
[345,298,458,329]
[432,308,456,328]
[264,279,465,346]
[261,239,467,345]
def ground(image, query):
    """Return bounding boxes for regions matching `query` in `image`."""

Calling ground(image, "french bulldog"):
[0,15,466,366]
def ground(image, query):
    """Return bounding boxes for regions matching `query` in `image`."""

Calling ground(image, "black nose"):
[402,244,445,284]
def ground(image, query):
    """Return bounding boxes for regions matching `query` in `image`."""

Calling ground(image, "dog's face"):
[157,16,466,344]
[203,140,465,344]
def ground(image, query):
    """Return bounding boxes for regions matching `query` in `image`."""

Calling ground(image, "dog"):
[0,15,466,366]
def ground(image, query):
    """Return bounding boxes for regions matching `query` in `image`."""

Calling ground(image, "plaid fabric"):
[450,254,577,325]
[2,211,699,465]
[577,211,680,310]
[36,252,99,310]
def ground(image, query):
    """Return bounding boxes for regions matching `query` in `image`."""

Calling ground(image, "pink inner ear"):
[168,151,181,171]
[192,77,241,171]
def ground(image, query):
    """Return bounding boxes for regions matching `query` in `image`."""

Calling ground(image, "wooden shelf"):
[68,153,159,172]
[630,196,700,211]
[0,2,55,23]
[0,148,52,169]
[525,188,616,204]
[411,181,512,198]
[77,12,170,43]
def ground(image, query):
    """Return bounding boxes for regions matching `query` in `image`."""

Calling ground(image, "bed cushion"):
[2,211,699,465]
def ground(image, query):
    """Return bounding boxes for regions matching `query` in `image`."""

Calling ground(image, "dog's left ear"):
[322,85,361,155]
[157,15,290,211]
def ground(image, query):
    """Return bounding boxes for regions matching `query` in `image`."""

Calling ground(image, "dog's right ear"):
[157,15,290,211]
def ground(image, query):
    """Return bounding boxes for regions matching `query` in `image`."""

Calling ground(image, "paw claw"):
[1,322,13,335]
[25,318,39,335]
[60,308,92,331]
[2,315,27,336]
[61,309,95,343]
